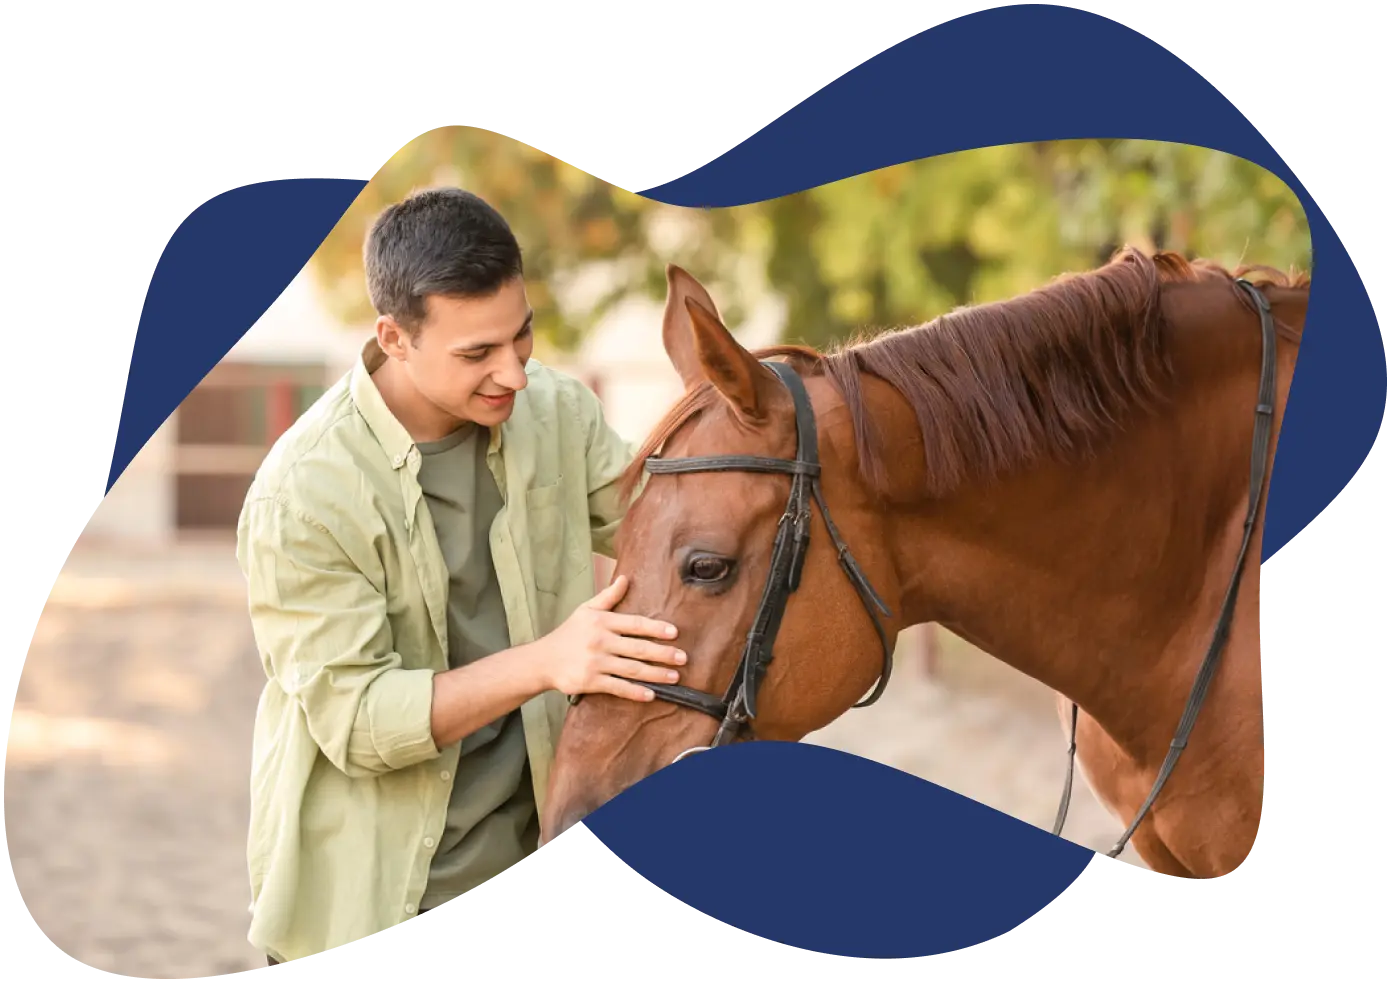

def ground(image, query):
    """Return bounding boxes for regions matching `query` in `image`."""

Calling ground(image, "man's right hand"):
[531,575,685,702]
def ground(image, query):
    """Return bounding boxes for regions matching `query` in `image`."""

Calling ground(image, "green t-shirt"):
[414,422,538,909]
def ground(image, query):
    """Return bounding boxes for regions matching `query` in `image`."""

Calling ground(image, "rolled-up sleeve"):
[238,494,440,777]
[577,383,637,559]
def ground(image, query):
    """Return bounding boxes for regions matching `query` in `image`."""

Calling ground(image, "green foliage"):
[308,129,1311,354]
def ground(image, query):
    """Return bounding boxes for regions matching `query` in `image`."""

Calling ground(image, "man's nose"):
[495,353,528,391]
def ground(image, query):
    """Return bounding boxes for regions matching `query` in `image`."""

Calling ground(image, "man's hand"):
[530,575,685,702]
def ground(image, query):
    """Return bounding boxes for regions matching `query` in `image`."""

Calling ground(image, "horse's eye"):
[685,553,734,584]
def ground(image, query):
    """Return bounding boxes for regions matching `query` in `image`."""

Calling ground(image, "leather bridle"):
[637,361,896,762]
[1052,277,1280,859]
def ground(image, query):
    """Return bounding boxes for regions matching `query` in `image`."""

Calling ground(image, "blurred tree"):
[308,128,1310,353]
[770,139,1310,348]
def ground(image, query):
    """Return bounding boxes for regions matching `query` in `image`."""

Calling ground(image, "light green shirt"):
[236,338,634,963]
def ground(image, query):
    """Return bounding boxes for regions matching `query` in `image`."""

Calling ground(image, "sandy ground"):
[7,537,1142,979]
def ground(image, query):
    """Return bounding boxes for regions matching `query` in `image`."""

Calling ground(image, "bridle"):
[1052,277,1280,859]
[637,361,896,762]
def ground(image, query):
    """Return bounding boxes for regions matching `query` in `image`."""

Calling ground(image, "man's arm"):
[240,495,685,769]
[428,645,549,749]
[576,381,639,559]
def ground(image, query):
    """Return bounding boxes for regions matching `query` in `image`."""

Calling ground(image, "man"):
[236,187,684,964]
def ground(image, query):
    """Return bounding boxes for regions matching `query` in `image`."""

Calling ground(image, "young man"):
[236,187,684,964]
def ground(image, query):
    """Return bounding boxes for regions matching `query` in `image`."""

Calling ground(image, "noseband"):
[638,361,895,761]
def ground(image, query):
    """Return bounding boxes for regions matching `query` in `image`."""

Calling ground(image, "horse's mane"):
[619,248,1309,502]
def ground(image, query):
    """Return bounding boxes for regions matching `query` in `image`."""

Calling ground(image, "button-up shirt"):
[235,338,634,962]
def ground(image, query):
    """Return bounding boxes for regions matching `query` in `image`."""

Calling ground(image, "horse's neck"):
[872,303,1272,752]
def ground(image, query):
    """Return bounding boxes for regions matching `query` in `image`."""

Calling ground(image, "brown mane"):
[620,247,1309,502]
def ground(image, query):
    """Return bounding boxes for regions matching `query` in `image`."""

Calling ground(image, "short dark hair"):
[364,187,524,333]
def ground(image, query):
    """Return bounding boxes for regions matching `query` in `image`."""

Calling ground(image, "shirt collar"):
[350,338,418,471]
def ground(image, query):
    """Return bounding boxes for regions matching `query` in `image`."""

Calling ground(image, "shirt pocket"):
[525,478,569,596]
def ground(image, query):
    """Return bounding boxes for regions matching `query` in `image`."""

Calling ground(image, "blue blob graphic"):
[106,178,366,491]
[583,742,1093,958]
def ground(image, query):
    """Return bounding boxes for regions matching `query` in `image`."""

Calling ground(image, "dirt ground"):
[6,537,1142,979]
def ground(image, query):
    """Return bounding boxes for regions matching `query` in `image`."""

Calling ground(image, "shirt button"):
[405,902,417,914]
[440,770,451,781]
[393,454,403,466]
[423,837,436,849]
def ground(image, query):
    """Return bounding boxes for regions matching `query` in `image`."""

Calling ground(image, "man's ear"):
[375,315,411,360]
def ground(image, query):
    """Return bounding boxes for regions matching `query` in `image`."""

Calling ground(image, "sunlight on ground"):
[8,708,179,769]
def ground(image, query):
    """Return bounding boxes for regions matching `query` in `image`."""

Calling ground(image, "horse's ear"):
[662,264,721,389]
[662,264,771,419]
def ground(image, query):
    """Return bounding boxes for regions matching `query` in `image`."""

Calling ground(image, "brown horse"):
[541,248,1307,878]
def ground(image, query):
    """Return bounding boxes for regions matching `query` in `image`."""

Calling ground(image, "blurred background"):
[6,128,1310,977]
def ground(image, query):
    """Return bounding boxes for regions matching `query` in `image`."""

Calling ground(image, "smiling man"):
[235,187,685,964]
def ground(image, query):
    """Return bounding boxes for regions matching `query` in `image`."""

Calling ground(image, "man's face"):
[382,276,535,427]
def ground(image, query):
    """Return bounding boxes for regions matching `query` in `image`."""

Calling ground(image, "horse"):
[539,247,1307,878]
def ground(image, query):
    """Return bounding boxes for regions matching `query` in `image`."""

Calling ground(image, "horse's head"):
[540,265,900,842]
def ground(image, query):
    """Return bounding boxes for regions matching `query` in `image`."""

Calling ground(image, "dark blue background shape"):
[582,741,1092,958]
[98,1,1385,961]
